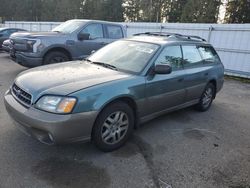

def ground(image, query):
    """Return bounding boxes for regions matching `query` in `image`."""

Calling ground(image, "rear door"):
[75,23,108,59]
[144,45,186,115]
[181,45,208,102]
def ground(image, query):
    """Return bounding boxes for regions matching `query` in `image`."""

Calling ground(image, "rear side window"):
[198,46,220,63]
[81,24,104,39]
[106,25,123,39]
[182,45,203,67]
[155,46,183,70]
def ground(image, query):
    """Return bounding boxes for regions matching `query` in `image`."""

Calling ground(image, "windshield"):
[88,40,159,74]
[52,20,84,34]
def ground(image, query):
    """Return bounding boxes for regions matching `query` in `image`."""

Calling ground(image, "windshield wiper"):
[85,59,118,71]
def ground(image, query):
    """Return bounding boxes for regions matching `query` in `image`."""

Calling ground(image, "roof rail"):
[133,32,206,42]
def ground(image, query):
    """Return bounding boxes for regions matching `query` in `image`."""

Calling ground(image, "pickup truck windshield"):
[88,40,159,74]
[52,20,84,34]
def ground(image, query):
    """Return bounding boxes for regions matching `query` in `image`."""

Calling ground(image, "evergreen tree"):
[123,0,142,21]
[225,0,250,23]
[181,0,221,23]
[165,0,188,22]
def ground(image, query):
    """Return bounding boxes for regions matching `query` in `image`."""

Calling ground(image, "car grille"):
[12,84,32,106]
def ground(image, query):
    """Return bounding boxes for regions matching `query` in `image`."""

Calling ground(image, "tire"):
[195,83,215,112]
[92,102,134,152]
[43,51,69,65]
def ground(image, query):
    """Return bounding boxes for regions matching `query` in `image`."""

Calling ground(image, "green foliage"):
[124,0,170,22]
[0,0,124,22]
[180,0,221,23]
[0,0,224,23]
[225,0,250,23]
[165,0,188,22]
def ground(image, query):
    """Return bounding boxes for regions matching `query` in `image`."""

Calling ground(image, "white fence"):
[4,21,250,78]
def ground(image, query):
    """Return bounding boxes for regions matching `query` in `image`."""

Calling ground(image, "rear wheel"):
[195,83,215,112]
[43,51,69,65]
[92,102,134,152]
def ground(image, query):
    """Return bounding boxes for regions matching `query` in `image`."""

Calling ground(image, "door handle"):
[204,72,209,76]
[101,42,108,45]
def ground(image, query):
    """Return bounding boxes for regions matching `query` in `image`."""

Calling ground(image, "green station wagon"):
[4,32,224,151]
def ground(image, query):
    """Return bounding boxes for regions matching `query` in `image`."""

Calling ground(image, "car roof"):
[67,19,123,26]
[127,32,210,46]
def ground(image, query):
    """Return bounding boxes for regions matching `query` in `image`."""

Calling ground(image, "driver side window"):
[81,24,104,39]
[155,46,183,70]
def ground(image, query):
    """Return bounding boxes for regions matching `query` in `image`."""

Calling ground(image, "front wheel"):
[195,83,215,112]
[92,102,134,152]
[43,51,69,65]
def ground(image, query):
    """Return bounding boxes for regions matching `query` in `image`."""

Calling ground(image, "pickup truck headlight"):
[36,96,77,114]
[26,40,37,52]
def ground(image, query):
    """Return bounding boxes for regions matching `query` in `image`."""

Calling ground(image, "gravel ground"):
[0,52,249,188]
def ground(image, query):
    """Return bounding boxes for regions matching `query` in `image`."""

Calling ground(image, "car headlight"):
[36,96,77,114]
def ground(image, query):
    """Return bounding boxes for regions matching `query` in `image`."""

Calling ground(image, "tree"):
[225,0,250,23]
[101,0,124,21]
[180,0,221,23]
[124,0,167,22]
[123,0,142,21]
[165,0,188,22]
[81,0,124,21]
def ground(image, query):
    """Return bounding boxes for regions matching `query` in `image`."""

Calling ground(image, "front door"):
[144,45,186,116]
[75,23,108,59]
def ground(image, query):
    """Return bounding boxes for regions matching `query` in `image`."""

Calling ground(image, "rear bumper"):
[4,90,98,144]
[13,52,43,68]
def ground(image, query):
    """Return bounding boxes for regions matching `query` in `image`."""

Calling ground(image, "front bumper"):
[2,45,10,53]
[12,52,43,68]
[4,90,98,145]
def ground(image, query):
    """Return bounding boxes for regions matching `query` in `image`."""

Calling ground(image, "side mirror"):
[0,33,3,37]
[154,64,172,74]
[78,33,90,41]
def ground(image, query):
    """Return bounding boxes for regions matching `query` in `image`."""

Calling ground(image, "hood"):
[10,31,65,39]
[15,61,130,101]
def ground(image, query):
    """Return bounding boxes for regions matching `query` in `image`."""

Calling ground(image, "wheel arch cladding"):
[92,96,138,137]
[209,79,217,98]
[43,47,72,61]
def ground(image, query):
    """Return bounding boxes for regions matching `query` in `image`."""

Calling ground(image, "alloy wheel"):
[101,111,129,145]
[202,87,213,108]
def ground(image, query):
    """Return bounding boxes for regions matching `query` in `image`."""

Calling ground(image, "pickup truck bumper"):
[11,51,43,68]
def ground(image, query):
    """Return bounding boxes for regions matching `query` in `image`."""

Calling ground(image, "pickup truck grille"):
[12,84,32,106]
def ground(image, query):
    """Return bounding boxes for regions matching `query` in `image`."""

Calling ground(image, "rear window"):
[106,25,123,39]
[198,46,220,63]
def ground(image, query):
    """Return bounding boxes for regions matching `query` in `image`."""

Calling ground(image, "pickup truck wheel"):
[43,51,69,65]
[195,83,215,112]
[92,102,134,152]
